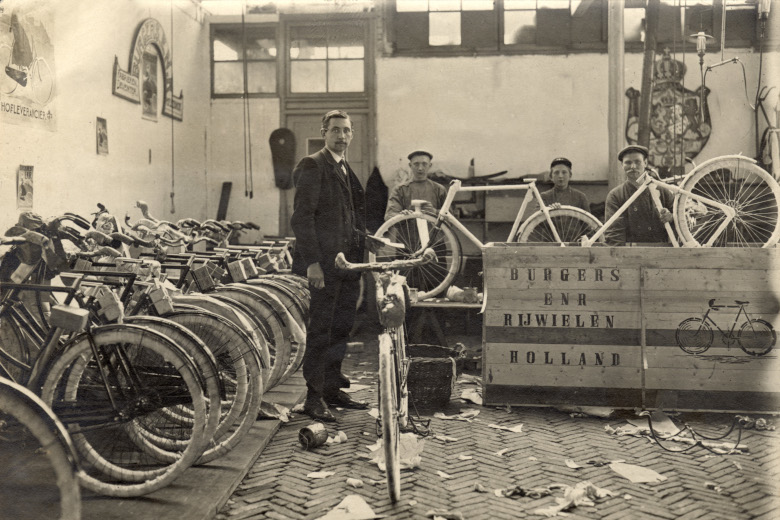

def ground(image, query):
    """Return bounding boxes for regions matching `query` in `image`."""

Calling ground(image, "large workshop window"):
[211,25,277,97]
[388,0,763,55]
[289,23,365,93]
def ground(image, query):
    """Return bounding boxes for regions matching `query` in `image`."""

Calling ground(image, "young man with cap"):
[540,157,591,212]
[384,150,447,220]
[603,144,674,246]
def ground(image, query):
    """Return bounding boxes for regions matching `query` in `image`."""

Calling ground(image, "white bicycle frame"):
[581,171,737,247]
[415,178,564,251]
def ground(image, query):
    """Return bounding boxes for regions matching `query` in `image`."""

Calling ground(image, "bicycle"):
[581,155,780,248]
[0,376,81,520]
[676,298,776,356]
[0,235,210,497]
[336,248,437,503]
[0,25,55,105]
[370,178,602,300]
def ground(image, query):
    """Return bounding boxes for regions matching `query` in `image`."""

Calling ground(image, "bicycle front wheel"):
[674,156,780,247]
[515,206,603,243]
[676,318,713,354]
[378,332,401,503]
[40,324,208,497]
[0,378,81,520]
[371,212,461,301]
[31,58,54,106]
[738,319,775,356]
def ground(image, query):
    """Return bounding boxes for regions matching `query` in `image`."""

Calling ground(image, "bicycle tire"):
[249,277,309,323]
[0,378,81,520]
[0,311,34,383]
[228,283,306,384]
[370,212,461,301]
[674,156,780,247]
[31,57,54,106]
[161,309,264,465]
[738,319,776,356]
[123,316,222,454]
[0,44,18,95]
[675,318,713,354]
[515,206,603,243]
[39,324,207,497]
[212,288,287,390]
[378,332,401,503]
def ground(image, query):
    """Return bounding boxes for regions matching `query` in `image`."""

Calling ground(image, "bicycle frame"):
[581,172,737,247]
[700,303,752,344]
[421,178,564,253]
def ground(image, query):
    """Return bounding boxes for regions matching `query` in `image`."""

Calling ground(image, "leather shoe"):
[303,398,337,422]
[325,390,368,410]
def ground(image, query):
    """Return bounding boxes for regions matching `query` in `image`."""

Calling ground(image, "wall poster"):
[96,117,108,155]
[16,164,33,209]
[141,52,158,121]
[0,3,57,131]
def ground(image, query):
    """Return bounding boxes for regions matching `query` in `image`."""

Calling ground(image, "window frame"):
[210,23,280,99]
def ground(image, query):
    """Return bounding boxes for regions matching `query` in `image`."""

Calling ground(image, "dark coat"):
[290,148,366,279]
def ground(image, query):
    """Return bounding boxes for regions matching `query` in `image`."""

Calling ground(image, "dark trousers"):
[302,275,360,400]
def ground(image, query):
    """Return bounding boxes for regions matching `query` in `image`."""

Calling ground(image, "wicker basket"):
[406,344,463,412]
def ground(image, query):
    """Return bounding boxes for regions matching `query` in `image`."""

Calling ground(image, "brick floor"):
[217,331,780,520]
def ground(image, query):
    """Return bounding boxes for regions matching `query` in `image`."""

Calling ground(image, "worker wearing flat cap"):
[603,144,674,246]
[540,157,591,213]
[384,150,447,220]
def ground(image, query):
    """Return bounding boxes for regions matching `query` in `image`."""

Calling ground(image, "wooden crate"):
[482,244,780,412]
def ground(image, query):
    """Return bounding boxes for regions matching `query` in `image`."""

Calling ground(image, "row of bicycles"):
[0,203,308,519]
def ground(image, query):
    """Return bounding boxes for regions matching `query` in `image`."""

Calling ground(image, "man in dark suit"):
[290,110,369,422]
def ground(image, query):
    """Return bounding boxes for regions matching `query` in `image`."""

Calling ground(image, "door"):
[279,112,370,236]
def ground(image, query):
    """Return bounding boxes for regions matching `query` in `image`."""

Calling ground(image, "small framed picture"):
[96,117,108,155]
[17,165,33,209]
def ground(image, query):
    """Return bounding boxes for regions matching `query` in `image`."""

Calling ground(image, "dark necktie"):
[338,160,347,177]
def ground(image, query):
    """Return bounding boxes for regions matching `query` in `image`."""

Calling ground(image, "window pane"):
[328,60,364,92]
[624,7,644,42]
[247,61,276,93]
[504,10,536,44]
[245,28,276,59]
[538,0,568,8]
[430,0,462,12]
[213,32,241,61]
[213,61,244,94]
[291,61,327,92]
[290,25,327,59]
[429,12,461,45]
[462,0,494,10]
[328,25,364,58]
[397,0,428,11]
[504,0,531,9]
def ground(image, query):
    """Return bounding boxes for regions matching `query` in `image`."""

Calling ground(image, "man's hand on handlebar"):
[307,262,325,289]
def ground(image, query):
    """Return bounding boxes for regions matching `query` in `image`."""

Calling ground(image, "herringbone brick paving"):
[217,333,780,520]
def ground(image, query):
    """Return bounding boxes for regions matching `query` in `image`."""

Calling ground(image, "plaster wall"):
[0,0,212,231]
[376,49,775,187]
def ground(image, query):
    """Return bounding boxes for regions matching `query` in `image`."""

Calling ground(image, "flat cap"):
[407,150,433,161]
[550,157,572,169]
[618,144,649,161]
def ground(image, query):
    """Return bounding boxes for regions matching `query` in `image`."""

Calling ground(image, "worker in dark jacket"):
[290,110,369,422]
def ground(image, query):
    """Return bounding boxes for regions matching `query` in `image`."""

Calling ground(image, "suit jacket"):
[290,148,366,279]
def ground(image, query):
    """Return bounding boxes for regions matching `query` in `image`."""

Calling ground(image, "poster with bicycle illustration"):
[0,3,56,131]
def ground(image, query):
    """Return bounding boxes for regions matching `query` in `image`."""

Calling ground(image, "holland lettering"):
[520,351,621,366]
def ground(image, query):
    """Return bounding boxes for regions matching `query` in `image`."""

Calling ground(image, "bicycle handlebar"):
[335,248,436,273]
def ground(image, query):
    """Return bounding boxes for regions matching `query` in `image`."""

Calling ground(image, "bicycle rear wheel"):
[0,45,18,95]
[738,319,775,356]
[515,206,603,243]
[0,378,81,520]
[30,58,54,106]
[676,318,713,354]
[378,332,401,503]
[40,324,208,497]
[674,156,780,247]
[371,212,461,301]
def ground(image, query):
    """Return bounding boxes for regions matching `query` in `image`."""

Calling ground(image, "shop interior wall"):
[376,48,778,199]
[0,0,211,233]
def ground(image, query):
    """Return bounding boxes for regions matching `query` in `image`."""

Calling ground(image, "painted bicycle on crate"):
[676,299,776,357]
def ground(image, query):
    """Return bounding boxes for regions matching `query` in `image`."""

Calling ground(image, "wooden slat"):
[644,367,780,392]
[486,288,640,312]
